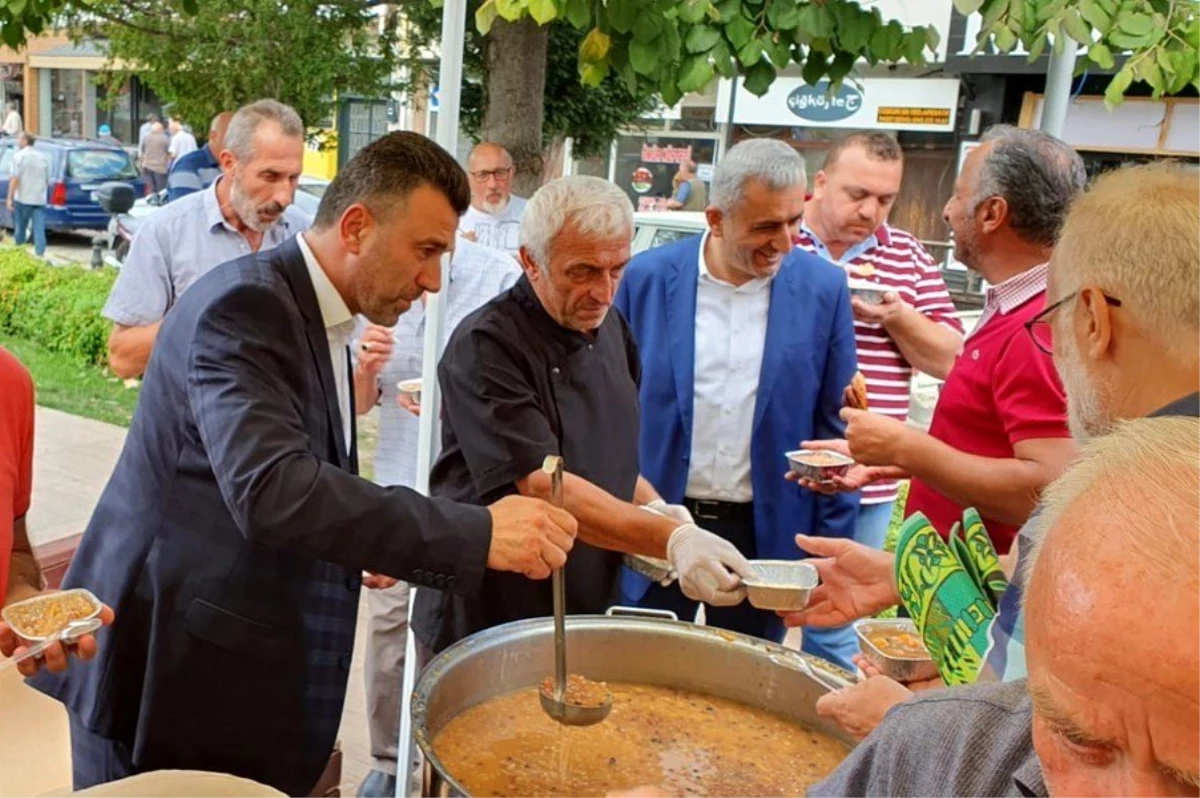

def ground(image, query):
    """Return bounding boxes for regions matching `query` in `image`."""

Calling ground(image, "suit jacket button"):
[446,575,456,589]
[338,653,352,671]
[434,574,446,588]
[413,569,425,581]
[345,575,359,591]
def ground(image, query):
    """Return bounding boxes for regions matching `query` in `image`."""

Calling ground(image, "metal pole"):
[1039,46,1078,138]
[398,2,467,796]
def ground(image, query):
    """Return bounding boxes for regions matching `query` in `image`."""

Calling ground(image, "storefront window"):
[50,69,85,138]
[614,133,717,211]
[97,78,134,145]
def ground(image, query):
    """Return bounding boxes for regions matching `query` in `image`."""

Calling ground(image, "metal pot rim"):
[410,614,855,796]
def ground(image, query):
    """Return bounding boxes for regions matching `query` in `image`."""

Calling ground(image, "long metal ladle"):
[537,454,613,727]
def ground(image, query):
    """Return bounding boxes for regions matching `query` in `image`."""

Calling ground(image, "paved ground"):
[2,228,108,268]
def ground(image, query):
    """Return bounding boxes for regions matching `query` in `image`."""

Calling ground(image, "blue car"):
[0,136,145,232]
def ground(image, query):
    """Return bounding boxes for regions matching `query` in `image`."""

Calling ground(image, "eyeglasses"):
[1024,291,1122,355]
[469,167,513,183]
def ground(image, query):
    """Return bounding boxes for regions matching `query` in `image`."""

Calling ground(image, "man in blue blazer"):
[26,132,575,795]
[615,139,861,669]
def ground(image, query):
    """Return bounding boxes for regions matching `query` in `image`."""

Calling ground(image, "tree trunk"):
[481,17,548,198]
[542,134,567,183]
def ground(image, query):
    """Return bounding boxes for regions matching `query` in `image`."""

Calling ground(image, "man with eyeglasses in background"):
[459,142,526,255]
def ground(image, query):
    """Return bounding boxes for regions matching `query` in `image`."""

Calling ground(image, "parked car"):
[0,136,145,232]
[109,174,331,263]
[631,210,706,253]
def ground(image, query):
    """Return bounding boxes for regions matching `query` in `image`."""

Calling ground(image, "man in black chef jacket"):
[414,175,755,654]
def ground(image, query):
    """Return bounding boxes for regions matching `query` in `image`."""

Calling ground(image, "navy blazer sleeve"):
[813,281,860,539]
[186,280,493,592]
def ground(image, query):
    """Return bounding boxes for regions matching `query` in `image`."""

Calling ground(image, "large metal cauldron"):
[410,611,858,797]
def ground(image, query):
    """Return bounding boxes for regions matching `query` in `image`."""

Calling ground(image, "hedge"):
[0,247,116,366]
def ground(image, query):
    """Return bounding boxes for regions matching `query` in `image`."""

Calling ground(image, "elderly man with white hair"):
[411,175,754,655]
[809,414,1200,797]
[614,138,860,668]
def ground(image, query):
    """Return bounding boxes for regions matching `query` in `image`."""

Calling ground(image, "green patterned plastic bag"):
[894,512,996,686]
[959,508,1010,608]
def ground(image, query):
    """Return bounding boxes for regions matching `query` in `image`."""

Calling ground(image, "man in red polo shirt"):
[796,133,965,550]
[799,126,1082,553]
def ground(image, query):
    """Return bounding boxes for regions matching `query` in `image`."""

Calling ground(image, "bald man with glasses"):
[459,142,527,255]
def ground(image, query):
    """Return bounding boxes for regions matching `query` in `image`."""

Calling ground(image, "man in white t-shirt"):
[2,102,22,137]
[457,142,526,255]
[167,117,198,165]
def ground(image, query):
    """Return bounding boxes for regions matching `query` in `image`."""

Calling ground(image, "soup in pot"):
[431,681,849,797]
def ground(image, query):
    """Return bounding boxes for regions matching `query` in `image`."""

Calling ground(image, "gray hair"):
[973,125,1086,247]
[520,176,633,270]
[710,139,807,212]
[224,99,304,163]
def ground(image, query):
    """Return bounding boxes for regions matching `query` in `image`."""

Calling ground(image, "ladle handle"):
[543,455,567,703]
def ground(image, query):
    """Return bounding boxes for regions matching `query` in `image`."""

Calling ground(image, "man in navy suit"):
[27,132,577,795]
[614,139,861,669]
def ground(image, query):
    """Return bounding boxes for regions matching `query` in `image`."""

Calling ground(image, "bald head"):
[1024,416,1199,796]
[208,111,234,156]
[467,142,515,213]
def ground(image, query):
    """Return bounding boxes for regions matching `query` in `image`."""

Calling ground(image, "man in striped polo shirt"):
[795,133,964,549]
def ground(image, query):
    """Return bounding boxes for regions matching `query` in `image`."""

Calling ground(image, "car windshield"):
[67,149,138,181]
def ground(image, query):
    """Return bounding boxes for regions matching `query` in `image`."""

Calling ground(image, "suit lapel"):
[753,264,796,435]
[278,237,352,470]
[665,243,699,439]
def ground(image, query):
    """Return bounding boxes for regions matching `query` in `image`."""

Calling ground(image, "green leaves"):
[633,11,663,42]
[496,0,529,21]
[607,0,638,33]
[741,59,776,96]
[564,0,591,27]
[580,27,612,62]
[684,23,722,53]
[1105,62,1135,107]
[477,0,500,34]
[629,38,659,74]
[463,0,1198,114]
[677,54,714,91]
[724,14,755,49]
[528,0,558,25]
[678,0,710,24]
[1089,40,1115,68]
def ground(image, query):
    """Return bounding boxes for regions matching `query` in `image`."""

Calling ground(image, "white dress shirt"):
[297,233,356,455]
[686,231,773,503]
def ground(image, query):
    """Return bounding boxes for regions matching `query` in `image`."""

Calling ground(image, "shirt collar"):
[203,176,294,240]
[985,263,1049,315]
[697,229,772,292]
[798,220,883,265]
[202,177,233,233]
[1151,392,1200,418]
[512,275,596,352]
[297,233,354,335]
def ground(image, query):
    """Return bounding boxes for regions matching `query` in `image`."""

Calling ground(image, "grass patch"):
[1,334,138,427]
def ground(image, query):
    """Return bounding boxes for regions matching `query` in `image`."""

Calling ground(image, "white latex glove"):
[642,498,695,526]
[666,524,754,607]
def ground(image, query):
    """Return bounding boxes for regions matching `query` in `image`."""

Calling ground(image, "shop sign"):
[640,143,693,163]
[786,81,863,122]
